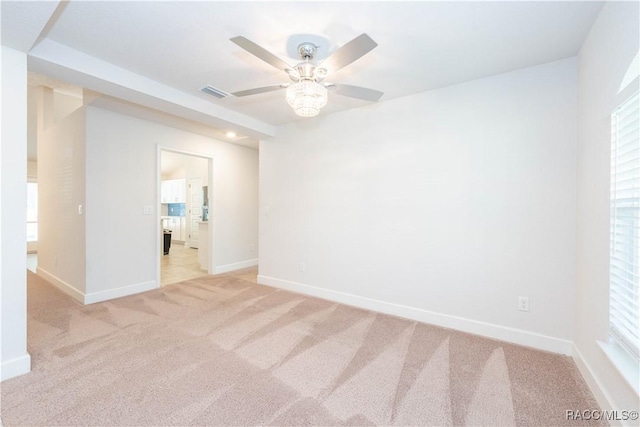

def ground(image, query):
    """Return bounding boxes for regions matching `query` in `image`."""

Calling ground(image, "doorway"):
[158,149,212,286]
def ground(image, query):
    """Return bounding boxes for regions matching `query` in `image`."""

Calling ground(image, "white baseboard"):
[37,267,84,303]
[572,342,640,427]
[257,275,573,355]
[37,268,157,305]
[84,280,157,305]
[216,258,258,274]
[572,343,615,412]
[1,354,31,381]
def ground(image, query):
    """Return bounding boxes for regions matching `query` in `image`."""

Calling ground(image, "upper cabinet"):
[175,179,185,203]
[161,179,186,203]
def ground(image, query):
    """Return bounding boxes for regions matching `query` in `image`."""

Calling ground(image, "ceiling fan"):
[229,33,384,117]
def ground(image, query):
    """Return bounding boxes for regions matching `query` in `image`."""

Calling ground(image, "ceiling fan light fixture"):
[286,80,328,117]
[230,34,382,118]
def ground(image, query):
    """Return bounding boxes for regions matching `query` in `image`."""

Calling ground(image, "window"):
[27,182,38,242]
[610,90,640,360]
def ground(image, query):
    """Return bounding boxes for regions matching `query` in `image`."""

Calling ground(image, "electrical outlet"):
[518,296,530,312]
[143,205,153,215]
[78,204,83,215]
[299,262,306,272]
[250,243,255,253]
[54,256,58,267]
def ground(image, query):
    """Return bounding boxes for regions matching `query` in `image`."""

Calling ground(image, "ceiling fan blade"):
[327,84,383,102]
[232,84,288,97]
[320,34,378,73]
[230,36,293,73]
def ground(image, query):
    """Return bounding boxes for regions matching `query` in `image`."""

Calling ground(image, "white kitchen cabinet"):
[175,181,186,203]
[169,218,178,241]
[160,181,170,203]
[162,216,185,241]
[167,217,186,241]
[160,179,186,203]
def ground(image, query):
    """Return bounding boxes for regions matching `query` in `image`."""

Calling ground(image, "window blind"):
[610,90,640,360]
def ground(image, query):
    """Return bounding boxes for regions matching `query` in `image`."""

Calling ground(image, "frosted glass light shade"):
[286,81,328,117]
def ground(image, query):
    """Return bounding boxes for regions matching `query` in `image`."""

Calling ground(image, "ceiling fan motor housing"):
[289,43,327,83]
[297,42,317,59]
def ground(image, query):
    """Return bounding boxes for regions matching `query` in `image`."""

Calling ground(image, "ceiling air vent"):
[200,85,231,99]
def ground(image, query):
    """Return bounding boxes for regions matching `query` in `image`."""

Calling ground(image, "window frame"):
[609,90,640,361]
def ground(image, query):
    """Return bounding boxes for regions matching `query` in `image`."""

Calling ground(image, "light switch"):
[143,205,154,215]
[78,204,83,215]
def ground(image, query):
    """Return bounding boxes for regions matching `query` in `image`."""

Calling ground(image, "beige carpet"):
[1,269,603,426]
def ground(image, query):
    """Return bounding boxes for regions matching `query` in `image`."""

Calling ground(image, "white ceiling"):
[3,1,604,136]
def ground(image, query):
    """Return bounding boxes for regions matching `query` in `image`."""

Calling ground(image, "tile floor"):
[161,242,208,286]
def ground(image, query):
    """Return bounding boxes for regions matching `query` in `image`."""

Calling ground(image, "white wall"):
[1,46,31,380]
[85,106,258,297]
[575,1,640,420]
[37,106,87,298]
[260,58,578,353]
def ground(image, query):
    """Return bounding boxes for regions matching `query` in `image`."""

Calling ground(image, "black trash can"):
[163,229,172,255]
